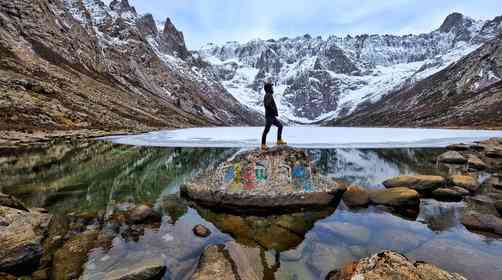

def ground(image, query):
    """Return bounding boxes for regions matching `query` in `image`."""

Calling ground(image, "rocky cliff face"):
[332,35,502,129]
[0,0,261,136]
[198,13,502,124]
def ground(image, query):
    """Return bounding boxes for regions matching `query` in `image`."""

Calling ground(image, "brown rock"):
[191,245,237,280]
[450,175,479,193]
[467,155,486,170]
[369,187,419,207]
[382,175,446,191]
[431,188,464,202]
[51,230,99,280]
[0,206,51,273]
[342,186,370,207]
[193,224,211,238]
[485,149,502,159]
[0,273,17,280]
[438,151,467,164]
[32,268,49,280]
[0,193,29,212]
[326,251,467,280]
[128,205,160,224]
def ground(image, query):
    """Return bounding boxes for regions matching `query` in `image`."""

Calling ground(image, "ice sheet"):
[102,127,502,148]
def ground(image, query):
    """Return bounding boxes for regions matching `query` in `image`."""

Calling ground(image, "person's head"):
[265,77,273,85]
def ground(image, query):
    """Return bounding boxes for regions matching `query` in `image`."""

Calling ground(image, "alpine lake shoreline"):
[1,135,502,280]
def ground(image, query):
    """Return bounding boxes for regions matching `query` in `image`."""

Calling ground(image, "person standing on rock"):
[262,77,287,150]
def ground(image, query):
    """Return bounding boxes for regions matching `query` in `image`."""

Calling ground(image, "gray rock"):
[461,211,502,235]
[438,151,467,164]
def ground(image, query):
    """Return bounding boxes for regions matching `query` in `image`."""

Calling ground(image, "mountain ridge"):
[197,12,502,124]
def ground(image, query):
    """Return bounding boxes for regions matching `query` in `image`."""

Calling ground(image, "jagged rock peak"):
[110,0,137,15]
[162,18,184,41]
[137,13,158,36]
[159,17,190,58]
[439,12,470,33]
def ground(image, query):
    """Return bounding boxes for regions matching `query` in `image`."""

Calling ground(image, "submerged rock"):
[369,187,420,208]
[51,230,99,280]
[0,192,29,212]
[382,175,445,191]
[191,245,237,280]
[326,251,467,280]
[461,211,502,235]
[0,205,51,274]
[103,257,166,280]
[438,151,467,164]
[342,186,370,207]
[181,147,345,213]
[128,204,161,224]
[193,224,211,238]
[450,175,480,193]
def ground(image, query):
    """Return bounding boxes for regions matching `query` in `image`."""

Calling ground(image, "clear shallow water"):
[1,141,502,280]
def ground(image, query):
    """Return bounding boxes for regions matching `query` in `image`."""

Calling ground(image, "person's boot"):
[277,139,287,145]
[261,144,269,151]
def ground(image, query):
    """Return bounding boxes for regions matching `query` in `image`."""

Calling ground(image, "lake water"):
[1,139,502,279]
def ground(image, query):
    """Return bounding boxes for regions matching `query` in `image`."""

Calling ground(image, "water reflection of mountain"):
[0,141,234,213]
[309,148,446,188]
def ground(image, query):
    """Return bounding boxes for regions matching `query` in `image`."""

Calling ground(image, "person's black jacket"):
[264,83,278,117]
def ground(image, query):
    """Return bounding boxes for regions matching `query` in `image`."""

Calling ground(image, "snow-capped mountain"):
[197,13,502,124]
[0,0,262,134]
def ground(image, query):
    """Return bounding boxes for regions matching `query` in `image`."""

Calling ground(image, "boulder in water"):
[438,151,467,164]
[382,175,445,191]
[342,186,370,207]
[368,187,420,208]
[450,175,479,193]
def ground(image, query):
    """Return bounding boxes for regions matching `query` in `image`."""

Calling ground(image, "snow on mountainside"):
[196,13,502,124]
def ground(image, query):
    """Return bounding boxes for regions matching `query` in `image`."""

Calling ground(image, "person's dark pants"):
[262,115,283,145]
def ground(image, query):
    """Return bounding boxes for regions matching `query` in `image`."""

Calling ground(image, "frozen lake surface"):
[104,127,502,148]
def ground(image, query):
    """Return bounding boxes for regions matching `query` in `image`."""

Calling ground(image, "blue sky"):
[129,0,502,49]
